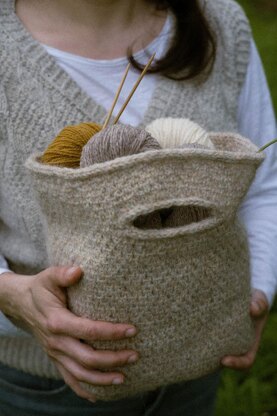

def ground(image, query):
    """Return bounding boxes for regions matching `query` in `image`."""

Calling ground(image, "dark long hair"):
[129,0,216,80]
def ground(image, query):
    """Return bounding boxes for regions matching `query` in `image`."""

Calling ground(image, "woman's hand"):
[0,266,138,401]
[221,289,269,370]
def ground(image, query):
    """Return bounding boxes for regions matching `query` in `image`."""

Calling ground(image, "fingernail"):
[67,266,80,275]
[125,327,136,337]
[112,377,124,385]
[128,354,138,363]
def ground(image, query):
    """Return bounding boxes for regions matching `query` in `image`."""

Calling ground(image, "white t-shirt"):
[1,14,276,335]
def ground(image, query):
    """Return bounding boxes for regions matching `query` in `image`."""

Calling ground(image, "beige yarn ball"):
[145,117,214,149]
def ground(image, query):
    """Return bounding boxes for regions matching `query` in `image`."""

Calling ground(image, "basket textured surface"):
[25,133,264,401]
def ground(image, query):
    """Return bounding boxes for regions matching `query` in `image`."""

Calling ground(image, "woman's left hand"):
[221,289,269,370]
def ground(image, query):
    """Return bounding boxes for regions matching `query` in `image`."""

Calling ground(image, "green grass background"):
[215,1,277,415]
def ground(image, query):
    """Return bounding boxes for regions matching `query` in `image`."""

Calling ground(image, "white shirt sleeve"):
[0,256,27,336]
[238,39,277,306]
[0,255,10,275]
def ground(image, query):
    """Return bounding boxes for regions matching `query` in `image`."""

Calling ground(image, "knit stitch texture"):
[26,133,264,400]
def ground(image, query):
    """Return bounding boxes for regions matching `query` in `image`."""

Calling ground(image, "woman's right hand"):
[0,266,138,401]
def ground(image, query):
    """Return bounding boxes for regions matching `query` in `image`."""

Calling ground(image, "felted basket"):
[25,132,264,401]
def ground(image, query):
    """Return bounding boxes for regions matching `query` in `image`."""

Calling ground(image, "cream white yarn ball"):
[145,118,214,149]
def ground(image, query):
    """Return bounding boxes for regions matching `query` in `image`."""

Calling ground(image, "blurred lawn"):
[215,1,277,415]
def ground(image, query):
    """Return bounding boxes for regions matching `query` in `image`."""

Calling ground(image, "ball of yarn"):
[40,122,102,168]
[133,212,162,230]
[163,205,210,228]
[145,118,214,149]
[80,124,161,167]
[180,143,209,150]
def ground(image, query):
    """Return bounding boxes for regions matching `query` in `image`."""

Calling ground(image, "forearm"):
[0,271,32,324]
[0,255,32,333]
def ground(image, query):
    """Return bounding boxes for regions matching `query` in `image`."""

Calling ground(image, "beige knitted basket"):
[26,132,264,401]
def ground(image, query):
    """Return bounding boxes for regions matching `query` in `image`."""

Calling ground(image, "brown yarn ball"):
[163,205,210,228]
[40,122,102,168]
[80,124,161,167]
[133,211,163,230]
[133,206,210,231]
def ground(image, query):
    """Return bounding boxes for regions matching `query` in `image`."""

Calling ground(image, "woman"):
[0,0,276,414]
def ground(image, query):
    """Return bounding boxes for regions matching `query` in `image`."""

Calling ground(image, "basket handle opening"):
[133,205,213,230]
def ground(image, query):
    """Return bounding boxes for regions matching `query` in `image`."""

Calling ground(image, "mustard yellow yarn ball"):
[40,122,102,168]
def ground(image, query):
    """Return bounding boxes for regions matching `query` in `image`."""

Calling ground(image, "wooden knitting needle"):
[258,138,277,152]
[102,63,131,129]
[113,53,156,125]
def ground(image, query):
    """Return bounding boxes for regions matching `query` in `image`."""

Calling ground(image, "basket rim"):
[25,132,264,180]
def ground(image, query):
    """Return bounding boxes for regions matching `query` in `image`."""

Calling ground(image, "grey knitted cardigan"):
[0,0,257,400]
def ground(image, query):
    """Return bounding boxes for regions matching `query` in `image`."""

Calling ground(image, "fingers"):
[54,360,97,402]
[250,289,269,319]
[43,266,83,289]
[221,350,257,370]
[55,354,125,386]
[221,306,269,371]
[39,266,137,342]
[46,309,137,341]
[31,265,139,402]
[48,336,139,370]
[221,332,261,370]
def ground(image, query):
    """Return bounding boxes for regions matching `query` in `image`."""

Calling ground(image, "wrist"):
[0,272,33,319]
[0,271,15,278]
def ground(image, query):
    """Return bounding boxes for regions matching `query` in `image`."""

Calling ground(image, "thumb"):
[45,266,83,289]
[250,289,269,319]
